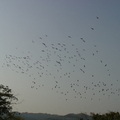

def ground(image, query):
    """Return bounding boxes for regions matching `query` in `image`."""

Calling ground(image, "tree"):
[3,112,24,120]
[90,111,120,120]
[0,84,23,120]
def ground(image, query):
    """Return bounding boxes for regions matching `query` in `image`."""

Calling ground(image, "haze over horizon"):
[0,0,120,115]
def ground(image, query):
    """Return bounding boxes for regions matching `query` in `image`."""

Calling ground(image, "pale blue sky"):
[0,0,120,115]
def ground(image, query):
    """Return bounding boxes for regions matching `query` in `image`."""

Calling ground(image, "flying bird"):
[68,36,71,38]
[96,16,99,19]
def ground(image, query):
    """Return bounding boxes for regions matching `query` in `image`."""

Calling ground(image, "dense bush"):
[90,111,120,120]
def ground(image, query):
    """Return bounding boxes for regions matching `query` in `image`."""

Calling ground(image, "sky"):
[0,0,120,115]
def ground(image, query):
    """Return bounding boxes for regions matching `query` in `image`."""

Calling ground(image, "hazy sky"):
[0,0,120,115]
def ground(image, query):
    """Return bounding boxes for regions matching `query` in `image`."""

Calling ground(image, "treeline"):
[90,111,120,120]
[1,84,120,120]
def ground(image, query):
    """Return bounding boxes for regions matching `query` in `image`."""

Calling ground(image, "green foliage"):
[0,84,18,116]
[3,112,24,120]
[90,111,120,120]
[79,118,83,120]
[0,84,23,120]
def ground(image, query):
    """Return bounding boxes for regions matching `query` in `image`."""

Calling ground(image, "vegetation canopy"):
[0,84,17,115]
[0,84,23,120]
[90,111,120,120]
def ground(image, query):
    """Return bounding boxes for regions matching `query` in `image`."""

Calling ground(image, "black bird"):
[96,16,99,19]
[68,36,71,38]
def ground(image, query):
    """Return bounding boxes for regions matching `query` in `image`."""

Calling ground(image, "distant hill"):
[19,112,92,120]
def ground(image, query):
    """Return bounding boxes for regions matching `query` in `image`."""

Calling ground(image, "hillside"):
[20,112,92,120]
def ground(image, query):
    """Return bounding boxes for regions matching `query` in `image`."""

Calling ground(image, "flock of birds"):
[2,16,120,101]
